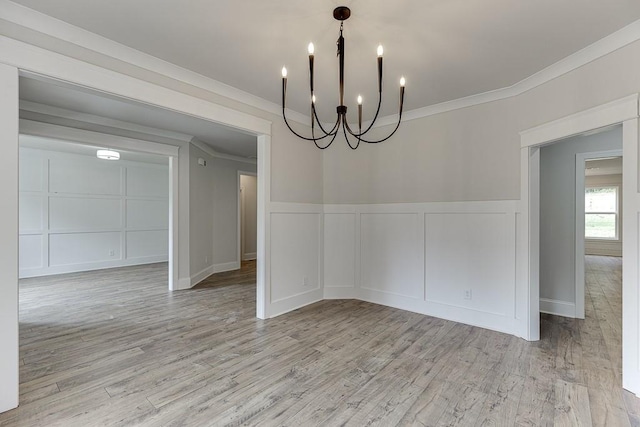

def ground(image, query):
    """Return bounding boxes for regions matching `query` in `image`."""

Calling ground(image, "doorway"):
[520,94,640,396]
[239,172,258,264]
[538,127,622,319]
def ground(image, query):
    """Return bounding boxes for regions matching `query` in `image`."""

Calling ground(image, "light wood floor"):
[1,256,639,426]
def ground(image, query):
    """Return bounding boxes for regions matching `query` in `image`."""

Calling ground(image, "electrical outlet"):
[464,289,472,300]
[303,276,309,287]
[109,249,115,257]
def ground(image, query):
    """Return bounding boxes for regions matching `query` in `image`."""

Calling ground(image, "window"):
[585,186,618,240]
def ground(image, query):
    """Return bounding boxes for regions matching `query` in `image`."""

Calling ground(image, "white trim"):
[212,261,240,274]
[190,138,257,165]
[519,94,640,396]
[237,171,257,284]
[176,277,191,291]
[520,94,639,147]
[20,256,168,279]
[0,28,274,412]
[242,252,257,261]
[575,150,623,320]
[256,135,270,320]
[323,287,357,299]
[20,100,194,143]
[622,119,640,394]
[540,298,577,318]
[0,36,272,136]
[3,2,640,127]
[20,120,181,157]
[268,289,323,318]
[0,1,310,126]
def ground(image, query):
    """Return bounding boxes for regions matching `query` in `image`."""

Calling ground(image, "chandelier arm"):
[314,122,342,149]
[282,108,337,142]
[353,111,403,144]
[312,104,340,136]
[342,119,361,150]
[348,89,383,137]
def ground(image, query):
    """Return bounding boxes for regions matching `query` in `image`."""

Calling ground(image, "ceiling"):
[10,0,640,121]
[19,77,258,158]
[585,157,623,176]
[20,134,169,165]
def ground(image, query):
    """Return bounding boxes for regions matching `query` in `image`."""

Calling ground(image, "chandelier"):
[281,6,406,150]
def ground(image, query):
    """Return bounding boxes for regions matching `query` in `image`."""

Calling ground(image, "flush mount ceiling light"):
[96,149,120,160]
[281,6,406,150]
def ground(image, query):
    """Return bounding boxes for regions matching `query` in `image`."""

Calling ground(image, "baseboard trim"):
[540,298,576,318]
[19,256,168,279]
[242,252,257,261]
[176,277,192,291]
[268,289,323,318]
[190,265,214,287]
[213,261,240,274]
[323,287,357,299]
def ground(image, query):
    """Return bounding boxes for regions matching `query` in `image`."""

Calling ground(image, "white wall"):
[240,174,257,260]
[188,143,258,285]
[585,173,623,256]
[212,157,255,266]
[324,202,517,334]
[539,127,622,310]
[0,62,19,414]
[19,145,169,278]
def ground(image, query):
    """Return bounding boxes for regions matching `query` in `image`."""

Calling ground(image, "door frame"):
[0,36,273,412]
[237,170,258,265]
[519,94,640,396]
[575,148,623,319]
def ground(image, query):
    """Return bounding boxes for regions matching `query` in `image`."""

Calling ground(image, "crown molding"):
[20,100,194,142]
[20,100,257,163]
[371,18,640,128]
[189,138,257,165]
[0,0,309,126]
[3,0,640,128]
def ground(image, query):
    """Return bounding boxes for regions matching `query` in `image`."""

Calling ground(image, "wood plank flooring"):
[1,256,638,426]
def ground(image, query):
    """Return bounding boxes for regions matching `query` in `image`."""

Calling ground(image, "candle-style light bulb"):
[377,45,384,92]
[400,76,406,87]
[308,42,315,55]
[312,95,316,104]
[282,67,287,78]
[357,95,363,130]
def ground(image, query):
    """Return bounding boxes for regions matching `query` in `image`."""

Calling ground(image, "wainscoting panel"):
[49,232,122,266]
[49,196,122,231]
[269,210,322,310]
[322,201,519,335]
[360,213,424,299]
[425,212,511,316]
[323,213,356,295]
[19,147,169,278]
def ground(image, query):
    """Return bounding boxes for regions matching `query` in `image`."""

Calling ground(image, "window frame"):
[585,185,620,241]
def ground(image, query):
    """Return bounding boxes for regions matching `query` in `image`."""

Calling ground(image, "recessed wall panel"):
[126,199,168,229]
[425,212,509,315]
[49,197,121,231]
[126,230,168,259]
[19,235,43,270]
[360,213,423,299]
[49,232,121,266]
[270,213,320,302]
[49,159,121,195]
[19,154,44,192]
[324,213,356,288]
[19,194,44,232]
[127,166,169,197]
